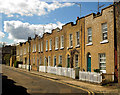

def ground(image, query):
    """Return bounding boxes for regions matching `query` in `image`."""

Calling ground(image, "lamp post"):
[28,37,31,71]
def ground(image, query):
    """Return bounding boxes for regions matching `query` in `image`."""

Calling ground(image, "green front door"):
[87,53,91,72]
[67,55,70,68]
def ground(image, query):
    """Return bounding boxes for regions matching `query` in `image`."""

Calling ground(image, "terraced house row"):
[16,3,120,82]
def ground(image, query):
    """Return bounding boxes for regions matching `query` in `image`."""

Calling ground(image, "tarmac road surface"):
[2,65,88,95]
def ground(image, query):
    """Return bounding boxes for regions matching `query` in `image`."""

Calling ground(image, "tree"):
[4,54,11,66]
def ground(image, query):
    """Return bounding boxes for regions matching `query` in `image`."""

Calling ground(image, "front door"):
[54,56,56,67]
[37,59,39,71]
[87,53,91,72]
[25,58,27,64]
[67,55,70,68]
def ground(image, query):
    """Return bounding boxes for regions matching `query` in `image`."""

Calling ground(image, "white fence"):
[39,66,75,79]
[18,64,31,70]
[18,65,102,83]
[39,66,47,72]
[79,71,102,83]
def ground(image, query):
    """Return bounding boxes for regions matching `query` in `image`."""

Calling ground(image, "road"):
[2,65,88,95]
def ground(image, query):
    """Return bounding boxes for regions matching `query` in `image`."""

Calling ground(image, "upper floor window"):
[33,55,35,64]
[20,49,22,55]
[17,49,19,55]
[48,56,51,66]
[32,44,36,52]
[75,54,78,67]
[24,48,26,54]
[38,43,40,52]
[32,44,34,52]
[34,44,36,52]
[60,35,64,48]
[55,37,59,50]
[76,31,80,46]
[69,34,73,47]
[49,39,52,50]
[46,40,48,51]
[41,41,43,52]
[102,23,107,40]
[28,46,29,52]
[87,28,92,43]
[59,55,62,65]
[99,53,106,73]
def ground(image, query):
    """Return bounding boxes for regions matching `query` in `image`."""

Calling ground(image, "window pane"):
[75,55,78,67]
[99,53,106,73]
[102,23,107,40]
[87,28,92,43]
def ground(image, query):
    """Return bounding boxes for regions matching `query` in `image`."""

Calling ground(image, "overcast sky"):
[0,0,113,45]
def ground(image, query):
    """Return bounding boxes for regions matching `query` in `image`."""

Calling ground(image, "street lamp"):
[28,37,31,71]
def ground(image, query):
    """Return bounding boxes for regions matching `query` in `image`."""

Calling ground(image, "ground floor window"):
[75,54,78,67]
[99,53,106,73]
[48,56,51,66]
[59,55,62,64]
[67,55,70,68]
[40,57,41,65]
[54,56,56,67]
[44,57,47,66]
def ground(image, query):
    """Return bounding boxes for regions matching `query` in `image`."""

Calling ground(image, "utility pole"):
[28,37,31,71]
[97,0,105,13]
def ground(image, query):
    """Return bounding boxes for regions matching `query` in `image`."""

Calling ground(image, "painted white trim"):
[55,48,59,51]
[100,70,106,73]
[75,44,80,48]
[86,42,93,46]
[60,47,64,50]
[100,40,109,44]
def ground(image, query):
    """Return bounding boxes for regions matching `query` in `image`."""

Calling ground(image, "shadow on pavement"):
[2,74,30,95]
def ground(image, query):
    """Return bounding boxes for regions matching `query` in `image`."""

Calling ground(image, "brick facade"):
[16,3,120,82]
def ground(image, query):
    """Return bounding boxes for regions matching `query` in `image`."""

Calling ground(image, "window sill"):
[75,45,80,48]
[55,48,59,51]
[67,46,73,50]
[86,42,93,46]
[100,70,106,73]
[32,51,36,53]
[38,51,40,53]
[46,50,48,52]
[60,47,64,50]
[100,40,109,44]
[41,51,43,53]
[49,49,52,51]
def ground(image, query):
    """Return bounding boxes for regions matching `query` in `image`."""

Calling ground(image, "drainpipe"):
[81,25,82,71]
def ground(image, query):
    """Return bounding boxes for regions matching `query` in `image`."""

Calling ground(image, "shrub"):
[3,54,11,65]
[94,69,100,73]
[57,64,62,67]
[14,61,23,68]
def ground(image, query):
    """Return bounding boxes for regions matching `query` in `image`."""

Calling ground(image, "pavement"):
[3,65,120,94]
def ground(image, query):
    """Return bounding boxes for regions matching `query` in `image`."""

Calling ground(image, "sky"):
[0,0,114,45]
